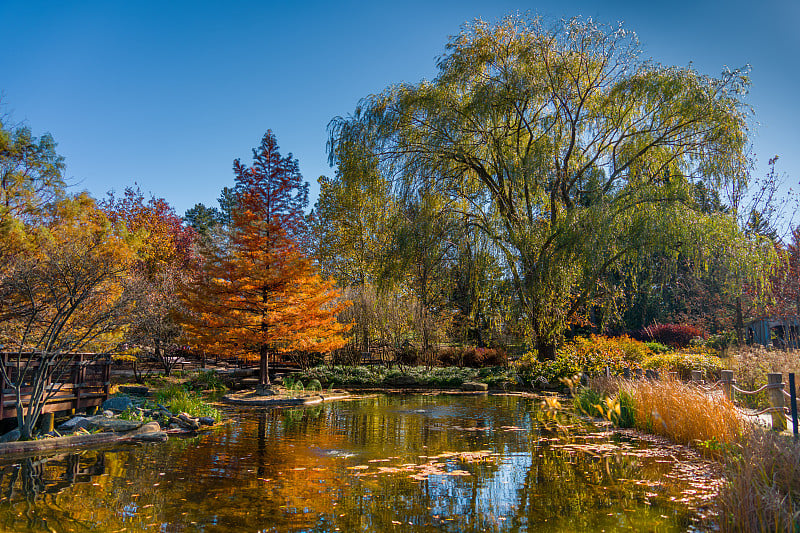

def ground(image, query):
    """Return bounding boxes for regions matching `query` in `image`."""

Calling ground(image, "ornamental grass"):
[716,428,800,532]
[619,377,743,452]
[581,376,742,454]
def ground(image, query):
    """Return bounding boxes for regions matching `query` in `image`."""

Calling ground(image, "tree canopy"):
[328,15,767,358]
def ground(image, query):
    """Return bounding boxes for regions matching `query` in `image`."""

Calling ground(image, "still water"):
[0,394,721,532]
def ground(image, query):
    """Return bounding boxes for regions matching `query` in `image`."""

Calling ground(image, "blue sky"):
[2,0,798,221]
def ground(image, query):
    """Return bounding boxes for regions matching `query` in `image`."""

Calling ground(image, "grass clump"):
[716,428,800,532]
[154,384,220,421]
[619,378,741,451]
[187,370,227,392]
[578,376,742,454]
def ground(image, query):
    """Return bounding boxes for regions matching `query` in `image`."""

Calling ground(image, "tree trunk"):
[735,297,744,345]
[259,344,270,387]
[537,341,557,361]
[156,339,170,377]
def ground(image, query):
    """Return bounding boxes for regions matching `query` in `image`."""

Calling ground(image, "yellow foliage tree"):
[0,193,137,439]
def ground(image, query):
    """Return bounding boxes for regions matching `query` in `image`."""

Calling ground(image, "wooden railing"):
[0,353,111,421]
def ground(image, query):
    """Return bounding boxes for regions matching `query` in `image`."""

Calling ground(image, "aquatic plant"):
[154,384,220,420]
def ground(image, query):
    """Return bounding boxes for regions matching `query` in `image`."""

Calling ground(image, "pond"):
[0,394,721,532]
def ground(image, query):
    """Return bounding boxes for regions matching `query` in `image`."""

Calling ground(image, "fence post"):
[604,366,610,378]
[767,373,786,432]
[720,370,734,402]
[691,370,702,383]
[668,371,678,381]
[789,373,798,437]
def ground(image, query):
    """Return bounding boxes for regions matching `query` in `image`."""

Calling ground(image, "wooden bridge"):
[1,353,110,422]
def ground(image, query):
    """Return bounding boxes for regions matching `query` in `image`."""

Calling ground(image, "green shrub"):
[641,351,723,380]
[118,406,152,423]
[645,341,671,354]
[303,365,385,386]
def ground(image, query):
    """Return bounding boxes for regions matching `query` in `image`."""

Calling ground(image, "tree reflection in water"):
[0,395,721,532]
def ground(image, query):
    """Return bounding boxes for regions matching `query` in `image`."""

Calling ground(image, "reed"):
[619,377,742,452]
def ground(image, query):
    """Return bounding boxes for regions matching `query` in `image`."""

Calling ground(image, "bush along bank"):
[295,336,726,391]
[574,375,800,531]
[298,365,518,390]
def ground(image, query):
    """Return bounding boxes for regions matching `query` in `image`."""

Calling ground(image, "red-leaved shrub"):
[636,323,706,348]
[437,346,508,368]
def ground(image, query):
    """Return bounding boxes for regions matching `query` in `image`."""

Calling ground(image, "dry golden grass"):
[716,428,800,532]
[583,372,800,530]
[724,347,800,409]
[619,377,743,453]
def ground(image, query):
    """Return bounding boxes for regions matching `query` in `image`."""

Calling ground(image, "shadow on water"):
[0,394,721,532]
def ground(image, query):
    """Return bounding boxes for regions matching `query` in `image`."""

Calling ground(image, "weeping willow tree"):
[329,15,770,359]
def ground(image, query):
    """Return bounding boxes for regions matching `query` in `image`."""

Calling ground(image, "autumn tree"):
[0,120,65,221]
[182,132,349,387]
[101,186,197,377]
[0,193,136,439]
[311,148,398,354]
[330,15,765,359]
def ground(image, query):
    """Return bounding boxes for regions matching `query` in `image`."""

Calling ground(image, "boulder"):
[0,429,20,443]
[198,417,215,426]
[461,382,489,392]
[79,416,143,433]
[102,396,134,412]
[133,431,168,442]
[58,416,88,430]
[383,375,418,387]
[119,385,150,396]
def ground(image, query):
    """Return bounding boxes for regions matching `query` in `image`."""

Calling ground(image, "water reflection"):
[0,394,719,532]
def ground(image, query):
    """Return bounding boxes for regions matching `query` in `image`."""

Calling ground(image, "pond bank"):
[0,421,165,460]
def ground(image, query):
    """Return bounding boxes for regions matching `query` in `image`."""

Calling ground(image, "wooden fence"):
[0,353,111,422]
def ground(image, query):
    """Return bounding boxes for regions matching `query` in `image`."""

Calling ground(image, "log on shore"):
[0,421,164,459]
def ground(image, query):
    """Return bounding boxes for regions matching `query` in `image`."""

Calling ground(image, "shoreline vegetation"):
[3,340,800,531]
[573,373,800,531]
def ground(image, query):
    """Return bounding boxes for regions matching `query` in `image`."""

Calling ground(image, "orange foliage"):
[181,132,350,378]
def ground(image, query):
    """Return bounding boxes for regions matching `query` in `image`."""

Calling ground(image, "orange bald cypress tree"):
[181,132,349,386]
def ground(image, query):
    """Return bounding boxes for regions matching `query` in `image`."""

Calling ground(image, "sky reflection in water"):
[0,394,721,532]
